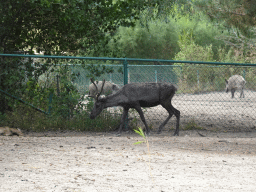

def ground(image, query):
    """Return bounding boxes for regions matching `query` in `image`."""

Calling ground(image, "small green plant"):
[133,127,154,183]
[133,127,147,145]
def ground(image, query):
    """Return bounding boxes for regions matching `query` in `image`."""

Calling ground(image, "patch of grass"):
[184,119,204,130]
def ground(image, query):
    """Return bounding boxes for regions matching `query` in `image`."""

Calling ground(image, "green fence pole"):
[155,70,157,83]
[197,70,200,89]
[123,58,129,131]
[124,58,128,84]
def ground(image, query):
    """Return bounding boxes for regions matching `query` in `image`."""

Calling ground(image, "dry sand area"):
[1,130,256,192]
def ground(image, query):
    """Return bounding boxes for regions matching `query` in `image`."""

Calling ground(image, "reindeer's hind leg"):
[172,106,180,136]
[158,103,180,136]
[240,88,245,98]
[231,88,235,98]
[157,114,172,134]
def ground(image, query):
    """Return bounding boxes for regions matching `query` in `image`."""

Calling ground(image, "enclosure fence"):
[0,53,256,133]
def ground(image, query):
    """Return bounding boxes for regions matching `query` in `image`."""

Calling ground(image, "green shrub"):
[108,20,180,59]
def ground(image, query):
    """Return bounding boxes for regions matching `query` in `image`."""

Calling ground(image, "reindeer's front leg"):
[118,107,129,133]
[240,88,245,98]
[134,105,150,135]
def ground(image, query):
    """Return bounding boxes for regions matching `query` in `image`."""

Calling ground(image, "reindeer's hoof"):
[142,129,150,136]
[145,132,150,136]
[173,132,179,136]
[156,129,162,134]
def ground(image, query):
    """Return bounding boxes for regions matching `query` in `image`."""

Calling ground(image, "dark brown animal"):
[89,79,180,136]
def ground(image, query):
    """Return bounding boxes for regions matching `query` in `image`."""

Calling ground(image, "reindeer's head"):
[89,79,106,119]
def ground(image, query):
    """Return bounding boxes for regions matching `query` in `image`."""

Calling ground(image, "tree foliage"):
[0,0,153,54]
[196,0,256,35]
[195,0,256,56]
[108,20,180,59]
[0,0,157,114]
[107,1,226,60]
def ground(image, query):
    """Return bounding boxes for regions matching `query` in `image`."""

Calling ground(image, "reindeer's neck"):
[104,92,127,108]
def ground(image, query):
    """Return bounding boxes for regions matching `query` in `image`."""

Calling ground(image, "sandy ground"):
[1,130,256,192]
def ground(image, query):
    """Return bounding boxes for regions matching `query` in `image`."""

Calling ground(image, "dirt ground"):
[1,130,256,192]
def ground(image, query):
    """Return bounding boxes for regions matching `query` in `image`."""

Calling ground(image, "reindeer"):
[225,75,246,98]
[88,80,120,98]
[89,79,180,136]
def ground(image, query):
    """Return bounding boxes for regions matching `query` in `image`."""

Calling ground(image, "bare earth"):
[1,130,256,192]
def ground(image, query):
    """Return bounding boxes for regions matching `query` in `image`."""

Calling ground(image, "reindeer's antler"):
[90,78,98,92]
[96,79,105,100]
[88,78,98,99]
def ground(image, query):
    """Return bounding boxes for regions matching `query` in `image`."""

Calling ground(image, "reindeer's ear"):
[88,95,96,99]
[112,84,120,91]
[225,79,228,84]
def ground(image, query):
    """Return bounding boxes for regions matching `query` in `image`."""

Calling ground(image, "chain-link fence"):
[71,64,180,93]
[0,54,256,133]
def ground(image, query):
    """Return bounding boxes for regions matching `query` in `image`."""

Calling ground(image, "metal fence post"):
[123,58,129,131]
[197,69,200,88]
[155,70,158,83]
[124,58,128,85]
[110,73,112,83]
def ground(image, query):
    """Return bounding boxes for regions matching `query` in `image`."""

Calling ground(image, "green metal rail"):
[1,53,256,66]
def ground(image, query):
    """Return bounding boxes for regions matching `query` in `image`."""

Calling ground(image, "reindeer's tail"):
[173,84,178,92]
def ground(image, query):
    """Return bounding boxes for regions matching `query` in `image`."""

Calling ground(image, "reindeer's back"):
[122,83,177,102]
[159,83,177,100]
[228,75,246,89]
[123,83,159,100]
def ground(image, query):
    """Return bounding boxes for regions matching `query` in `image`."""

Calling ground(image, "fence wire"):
[1,54,256,133]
